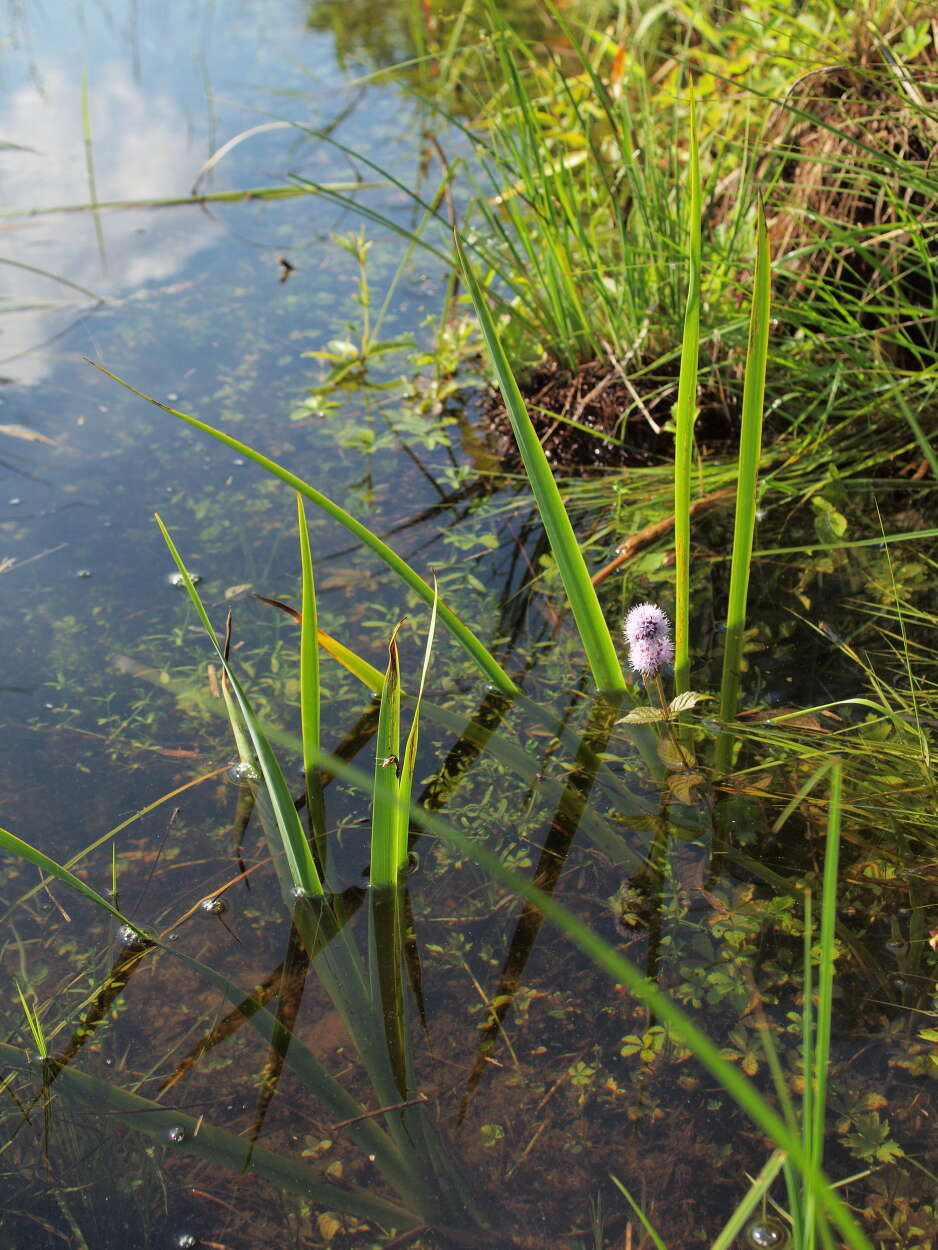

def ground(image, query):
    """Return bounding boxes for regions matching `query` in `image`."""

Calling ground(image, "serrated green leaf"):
[617,707,666,724]
[669,690,712,714]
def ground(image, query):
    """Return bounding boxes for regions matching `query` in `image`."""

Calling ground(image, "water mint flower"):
[624,602,673,676]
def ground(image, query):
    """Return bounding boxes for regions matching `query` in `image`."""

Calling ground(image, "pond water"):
[0,0,466,844]
[0,4,935,1249]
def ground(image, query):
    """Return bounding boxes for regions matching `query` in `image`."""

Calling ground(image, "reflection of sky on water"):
[0,1,369,387]
[0,59,220,383]
[0,0,449,737]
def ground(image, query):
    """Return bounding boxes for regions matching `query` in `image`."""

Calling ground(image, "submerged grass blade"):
[80,66,106,268]
[673,91,701,697]
[0,1048,417,1228]
[0,827,420,1198]
[805,759,844,1248]
[716,206,771,771]
[89,362,517,695]
[454,234,626,693]
[609,1176,668,1250]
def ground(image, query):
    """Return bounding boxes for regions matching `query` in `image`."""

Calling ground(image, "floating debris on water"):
[166,1125,188,1144]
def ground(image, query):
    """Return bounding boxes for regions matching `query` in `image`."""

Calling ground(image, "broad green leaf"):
[617,706,666,724]
[669,690,712,714]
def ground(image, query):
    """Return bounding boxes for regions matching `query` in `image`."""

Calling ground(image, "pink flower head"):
[624,602,674,676]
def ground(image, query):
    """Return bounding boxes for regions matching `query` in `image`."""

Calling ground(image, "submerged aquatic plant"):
[624,602,674,677]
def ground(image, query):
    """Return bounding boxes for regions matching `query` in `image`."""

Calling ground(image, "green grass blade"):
[454,234,626,693]
[673,90,701,697]
[155,515,324,899]
[801,887,815,1250]
[893,386,938,480]
[13,982,47,1059]
[716,205,771,770]
[0,825,138,933]
[297,495,327,861]
[399,581,439,875]
[709,1150,787,1250]
[371,626,403,889]
[90,362,517,695]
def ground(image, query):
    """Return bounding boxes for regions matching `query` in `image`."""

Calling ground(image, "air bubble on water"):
[116,924,138,945]
[289,886,313,903]
[166,1125,187,1144]
[199,896,227,917]
[175,1233,198,1249]
[76,569,92,579]
[743,1217,789,1248]
[228,760,259,783]
[167,570,202,587]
